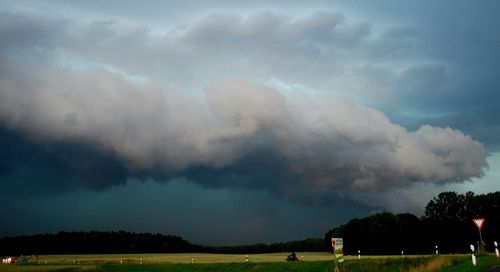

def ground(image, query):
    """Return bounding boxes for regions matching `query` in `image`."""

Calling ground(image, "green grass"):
[13,252,432,264]
[1,253,499,271]
[439,254,500,271]
[0,261,424,272]
[21,252,337,264]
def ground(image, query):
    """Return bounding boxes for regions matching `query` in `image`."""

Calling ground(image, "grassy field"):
[0,253,499,271]
[22,252,337,264]
[20,252,435,264]
[439,254,500,271]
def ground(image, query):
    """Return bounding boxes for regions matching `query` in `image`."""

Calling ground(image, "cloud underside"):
[0,66,486,199]
[0,11,488,205]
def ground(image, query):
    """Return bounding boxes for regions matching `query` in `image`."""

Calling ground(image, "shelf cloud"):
[0,9,489,205]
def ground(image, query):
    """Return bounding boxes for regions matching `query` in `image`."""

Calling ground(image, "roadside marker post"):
[470,245,477,266]
[495,241,499,257]
[357,249,360,260]
[435,245,438,255]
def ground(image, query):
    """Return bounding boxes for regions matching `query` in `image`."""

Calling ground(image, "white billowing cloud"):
[352,152,500,215]
[0,10,488,205]
[0,60,486,196]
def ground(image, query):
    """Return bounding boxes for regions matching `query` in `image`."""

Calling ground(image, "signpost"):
[495,241,499,258]
[473,218,485,252]
[331,238,344,272]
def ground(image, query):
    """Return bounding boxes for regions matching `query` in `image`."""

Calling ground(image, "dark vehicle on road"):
[286,252,298,261]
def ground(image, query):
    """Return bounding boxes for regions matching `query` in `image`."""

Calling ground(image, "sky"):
[0,0,499,246]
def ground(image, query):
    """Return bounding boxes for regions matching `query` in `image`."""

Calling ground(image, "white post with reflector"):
[470,244,477,266]
[495,241,499,257]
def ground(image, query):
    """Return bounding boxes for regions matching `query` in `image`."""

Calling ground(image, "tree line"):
[325,191,500,254]
[202,238,325,254]
[1,191,498,255]
[0,231,325,256]
[0,231,196,256]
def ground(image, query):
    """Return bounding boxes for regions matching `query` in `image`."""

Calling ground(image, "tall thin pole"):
[479,228,484,250]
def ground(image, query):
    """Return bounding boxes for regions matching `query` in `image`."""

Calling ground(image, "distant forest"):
[325,191,500,255]
[0,231,324,256]
[1,191,498,255]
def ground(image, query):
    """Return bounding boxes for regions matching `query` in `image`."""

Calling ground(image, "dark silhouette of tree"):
[324,191,499,255]
[423,191,500,252]
[1,191,498,255]
[0,231,197,255]
[0,231,325,255]
[325,212,428,255]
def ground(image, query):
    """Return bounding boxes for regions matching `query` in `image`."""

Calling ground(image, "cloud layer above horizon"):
[0,8,489,208]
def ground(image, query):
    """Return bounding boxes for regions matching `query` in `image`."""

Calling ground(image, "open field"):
[30,252,372,264]
[13,252,437,264]
[1,253,499,271]
[28,252,335,264]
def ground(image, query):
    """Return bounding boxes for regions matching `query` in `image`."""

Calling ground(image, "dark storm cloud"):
[0,12,69,50]
[0,9,491,206]
[0,67,487,203]
[0,127,128,196]
[51,10,374,91]
[369,2,500,144]
[390,104,500,151]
